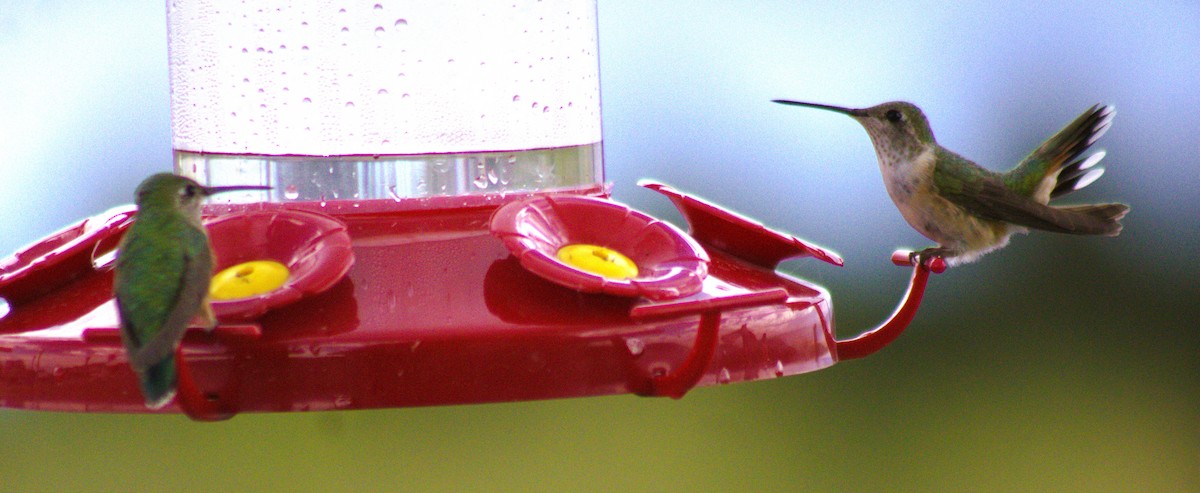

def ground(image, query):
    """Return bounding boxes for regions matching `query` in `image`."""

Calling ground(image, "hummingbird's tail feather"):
[1006,104,1115,199]
[1049,203,1129,236]
[1051,150,1106,198]
[138,356,178,409]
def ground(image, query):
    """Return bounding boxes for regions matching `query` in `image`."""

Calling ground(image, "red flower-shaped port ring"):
[490,195,709,300]
[205,208,355,320]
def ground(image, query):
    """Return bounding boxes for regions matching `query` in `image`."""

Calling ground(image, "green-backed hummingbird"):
[772,100,1129,266]
[114,173,269,408]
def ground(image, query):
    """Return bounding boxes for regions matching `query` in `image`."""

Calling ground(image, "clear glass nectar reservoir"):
[167,1,603,200]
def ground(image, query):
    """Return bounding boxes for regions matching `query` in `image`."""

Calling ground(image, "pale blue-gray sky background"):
[2,1,1197,491]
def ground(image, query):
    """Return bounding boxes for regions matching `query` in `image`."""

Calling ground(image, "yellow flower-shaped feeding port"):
[210,260,290,300]
[490,194,709,300]
[556,244,638,280]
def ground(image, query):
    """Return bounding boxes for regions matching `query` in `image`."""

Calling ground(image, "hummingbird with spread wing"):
[773,100,1129,266]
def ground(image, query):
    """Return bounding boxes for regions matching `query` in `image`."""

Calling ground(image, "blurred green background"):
[1,1,1196,491]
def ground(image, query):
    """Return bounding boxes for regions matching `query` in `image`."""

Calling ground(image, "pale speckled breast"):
[880,149,1012,252]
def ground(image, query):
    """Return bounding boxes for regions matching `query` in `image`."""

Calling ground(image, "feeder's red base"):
[0,186,840,417]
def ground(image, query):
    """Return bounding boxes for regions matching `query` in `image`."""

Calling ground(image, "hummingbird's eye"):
[885,109,904,123]
[181,185,198,199]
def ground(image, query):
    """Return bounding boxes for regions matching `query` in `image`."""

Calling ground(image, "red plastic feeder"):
[0,179,943,420]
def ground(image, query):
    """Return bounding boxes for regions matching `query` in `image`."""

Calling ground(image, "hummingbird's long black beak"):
[772,99,867,117]
[203,184,273,195]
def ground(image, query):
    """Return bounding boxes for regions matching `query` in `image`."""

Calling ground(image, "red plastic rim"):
[205,209,355,320]
[490,195,709,300]
[0,205,135,305]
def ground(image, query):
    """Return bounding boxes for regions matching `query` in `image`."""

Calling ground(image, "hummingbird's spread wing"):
[1005,104,1115,199]
[934,148,1125,236]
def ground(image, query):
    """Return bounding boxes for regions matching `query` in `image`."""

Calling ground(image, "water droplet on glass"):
[345,101,355,108]
[374,26,385,36]
[341,26,349,33]
[333,394,352,408]
[302,97,312,103]
[717,367,732,384]
[625,338,645,356]
[774,360,785,377]
[498,156,514,185]
[533,159,554,183]
[284,184,299,200]
[486,166,499,185]
[373,3,383,10]
[512,95,520,102]
[471,161,488,189]
[394,18,408,27]
[377,88,388,95]
[388,185,403,202]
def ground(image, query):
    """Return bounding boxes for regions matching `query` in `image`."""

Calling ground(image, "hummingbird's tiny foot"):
[911,247,950,269]
[200,303,218,333]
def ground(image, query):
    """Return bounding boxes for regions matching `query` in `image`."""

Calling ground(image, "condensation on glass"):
[166,1,603,204]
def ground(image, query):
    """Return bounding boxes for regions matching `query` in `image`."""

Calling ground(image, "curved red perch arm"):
[174,344,236,422]
[628,287,790,399]
[645,310,721,399]
[169,323,263,421]
[834,250,946,360]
